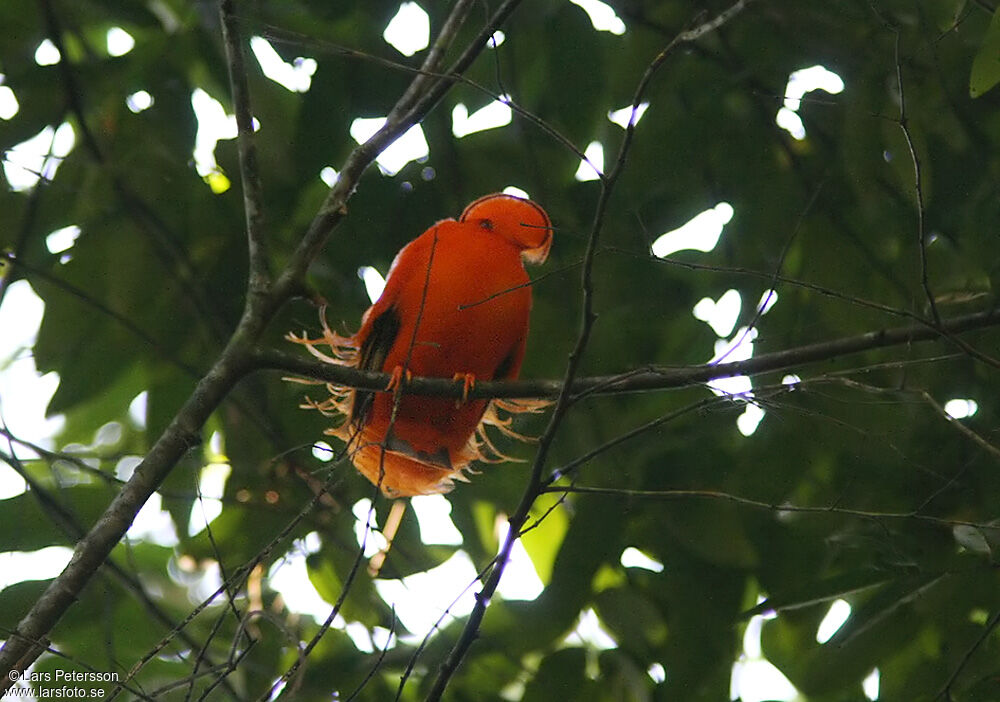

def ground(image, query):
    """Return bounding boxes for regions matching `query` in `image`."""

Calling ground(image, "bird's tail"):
[348,429,472,497]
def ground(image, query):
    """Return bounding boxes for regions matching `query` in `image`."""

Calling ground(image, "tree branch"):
[538,485,1000,532]
[935,607,1000,700]
[389,0,475,121]
[257,306,1000,400]
[892,30,939,325]
[0,251,202,379]
[219,0,270,291]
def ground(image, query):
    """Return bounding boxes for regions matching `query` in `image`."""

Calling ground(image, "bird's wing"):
[350,304,400,430]
[348,229,437,429]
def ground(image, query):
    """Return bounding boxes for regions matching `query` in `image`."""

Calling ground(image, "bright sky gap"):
[775,65,844,140]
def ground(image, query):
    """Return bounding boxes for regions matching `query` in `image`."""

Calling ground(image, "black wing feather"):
[351,306,400,429]
[492,343,521,381]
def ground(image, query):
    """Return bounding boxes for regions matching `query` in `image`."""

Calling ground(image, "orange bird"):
[291,193,552,497]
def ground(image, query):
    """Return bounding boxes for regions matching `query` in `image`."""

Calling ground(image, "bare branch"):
[107,465,350,695]
[539,485,1000,533]
[0,251,202,379]
[935,607,1000,700]
[394,553,502,699]
[390,0,475,120]
[920,391,1000,464]
[892,31,939,325]
[711,177,825,366]
[258,306,1000,400]
[219,0,270,291]
[256,483,376,700]
[542,398,720,486]
[0,448,234,688]
[345,608,396,702]
[37,0,232,346]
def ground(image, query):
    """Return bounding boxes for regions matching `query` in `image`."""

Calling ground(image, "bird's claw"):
[386,365,412,393]
[452,372,476,406]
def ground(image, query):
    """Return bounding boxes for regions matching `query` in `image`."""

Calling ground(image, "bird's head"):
[460,193,553,264]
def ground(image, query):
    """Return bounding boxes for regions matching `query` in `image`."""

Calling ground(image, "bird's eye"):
[479,219,493,231]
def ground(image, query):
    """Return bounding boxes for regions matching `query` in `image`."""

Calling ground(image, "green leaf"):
[0,487,109,551]
[922,0,967,32]
[744,569,893,618]
[368,499,459,580]
[0,580,49,632]
[763,573,945,695]
[970,8,1000,97]
[522,648,589,702]
[521,490,570,585]
[660,499,759,570]
[306,542,394,630]
[6,2,1000,697]
[594,586,666,659]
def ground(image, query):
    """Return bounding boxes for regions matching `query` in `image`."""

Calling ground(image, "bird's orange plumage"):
[291,194,552,496]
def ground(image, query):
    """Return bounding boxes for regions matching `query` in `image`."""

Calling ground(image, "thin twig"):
[37,0,232,347]
[395,552,505,699]
[389,0,475,121]
[539,485,1000,532]
[920,392,1000,463]
[711,176,826,366]
[616,246,925,322]
[935,607,1000,700]
[866,3,944,328]
[0,449,228,684]
[219,0,270,291]
[0,339,250,691]
[831,376,1000,467]
[181,601,244,702]
[0,630,157,701]
[866,9,1000,371]
[105,462,347,696]
[542,398,720,486]
[344,608,397,702]
[457,259,582,310]
[0,119,51,309]
[891,31,939,325]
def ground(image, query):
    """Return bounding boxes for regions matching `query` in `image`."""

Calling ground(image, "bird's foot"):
[452,372,477,406]
[385,365,412,393]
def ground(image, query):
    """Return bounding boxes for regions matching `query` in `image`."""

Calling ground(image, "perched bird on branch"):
[291,193,552,497]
